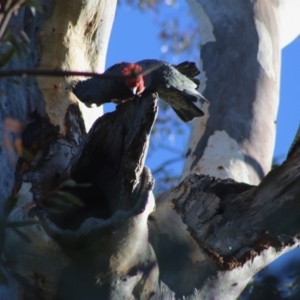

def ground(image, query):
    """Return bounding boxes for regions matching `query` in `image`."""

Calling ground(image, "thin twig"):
[0,0,26,42]
[0,62,164,79]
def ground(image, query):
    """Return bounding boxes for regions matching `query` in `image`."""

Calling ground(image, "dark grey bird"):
[71,62,136,107]
[72,59,208,122]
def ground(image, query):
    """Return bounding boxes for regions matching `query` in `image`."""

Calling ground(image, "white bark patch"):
[278,0,300,48]
[184,130,251,184]
[185,0,216,46]
[37,1,117,134]
[254,18,276,80]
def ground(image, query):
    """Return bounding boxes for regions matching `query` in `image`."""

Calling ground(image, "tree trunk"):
[182,0,300,185]
[182,0,281,185]
[1,0,300,299]
[0,0,117,298]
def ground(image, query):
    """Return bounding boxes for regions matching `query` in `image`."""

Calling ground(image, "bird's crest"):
[121,63,145,94]
[121,63,142,76]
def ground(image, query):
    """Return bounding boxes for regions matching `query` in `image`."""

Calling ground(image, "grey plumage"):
[72,59,208,122]
[71,62,135,107]
[137,59,208,122]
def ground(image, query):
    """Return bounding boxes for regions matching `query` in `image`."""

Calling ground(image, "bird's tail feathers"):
[183,89,209,104]
[174,61,200,78]
[174,61,201,88]
[172,103,204,123]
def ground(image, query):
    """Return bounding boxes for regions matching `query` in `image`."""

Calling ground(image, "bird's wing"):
[157,64,209,105]
[172,104,204,122]
[159,64,198,92]
[173,61,200,88]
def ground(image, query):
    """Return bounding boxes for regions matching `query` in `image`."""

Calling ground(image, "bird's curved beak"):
[130,87,138,95]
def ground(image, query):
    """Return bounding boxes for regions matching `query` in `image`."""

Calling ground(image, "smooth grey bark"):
[182,0,281,185]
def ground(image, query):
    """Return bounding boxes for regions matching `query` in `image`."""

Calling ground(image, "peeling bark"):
[149,149,300,298]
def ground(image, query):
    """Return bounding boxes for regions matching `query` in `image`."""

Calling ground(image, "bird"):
[72,59,208,122]
[123,59,208,122]
[71,62,136,107]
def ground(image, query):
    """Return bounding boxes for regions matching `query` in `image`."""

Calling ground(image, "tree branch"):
[42,93,158,230]
[149,148,300,298]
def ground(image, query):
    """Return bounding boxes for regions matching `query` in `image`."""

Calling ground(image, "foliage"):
[41,179,90,214]
[0,0,42,68]
[0,2,42,285]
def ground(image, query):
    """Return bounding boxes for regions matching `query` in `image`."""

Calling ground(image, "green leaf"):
[24,0,43,15]
[62,179,76,187]
[62,179,92,188]
[47,196,74,208]
[3,195,19,217]
[0,48,15,68]
[57,191,84,207]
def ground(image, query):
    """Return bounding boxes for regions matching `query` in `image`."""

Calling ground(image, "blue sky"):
[105,2,300,178]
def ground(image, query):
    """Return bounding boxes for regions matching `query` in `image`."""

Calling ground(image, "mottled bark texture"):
[0,0,116,298]
[149,147,300,299]
[183,0,281,185]
[0,0,117,211]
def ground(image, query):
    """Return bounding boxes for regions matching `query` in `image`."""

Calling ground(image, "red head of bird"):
[121,63,145,95]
